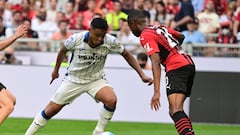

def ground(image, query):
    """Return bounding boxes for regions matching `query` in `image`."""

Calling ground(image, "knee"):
[3,103,15,114]
[104,96,117,110]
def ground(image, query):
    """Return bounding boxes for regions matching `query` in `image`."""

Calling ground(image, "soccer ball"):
[99,131,114,135]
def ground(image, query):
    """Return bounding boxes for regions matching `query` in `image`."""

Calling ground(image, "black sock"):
[171,111,194,135]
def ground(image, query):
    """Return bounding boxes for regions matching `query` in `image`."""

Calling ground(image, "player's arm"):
[176,32,185,45]
[121,49,153,85]
[140,31,161,110]
[167,27,185,45]
[149,53,161,111]
[50,46,68,84]
[0,24,27,50]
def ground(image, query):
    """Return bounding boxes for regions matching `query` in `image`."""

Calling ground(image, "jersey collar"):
[83,32,90,43]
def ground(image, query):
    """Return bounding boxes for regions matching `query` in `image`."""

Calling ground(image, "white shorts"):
[51,78,111,105]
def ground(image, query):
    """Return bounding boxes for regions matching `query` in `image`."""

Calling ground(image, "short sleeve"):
[64,34,77,50]
[140,31,160,56]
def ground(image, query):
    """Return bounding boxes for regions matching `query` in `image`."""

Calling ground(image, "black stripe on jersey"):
[69,51,74,64]
[157,42,170,63]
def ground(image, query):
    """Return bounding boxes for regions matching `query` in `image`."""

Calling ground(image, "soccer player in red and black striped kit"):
[128,10,195,135]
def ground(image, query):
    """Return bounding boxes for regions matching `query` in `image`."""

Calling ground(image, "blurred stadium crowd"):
[0,0,240,58]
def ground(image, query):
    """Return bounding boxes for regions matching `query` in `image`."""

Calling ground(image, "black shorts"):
[165,64,195,97]
[0,82,6,91]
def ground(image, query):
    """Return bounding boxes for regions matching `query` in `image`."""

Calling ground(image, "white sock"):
[93,106,114,135]
[25,111,48,135]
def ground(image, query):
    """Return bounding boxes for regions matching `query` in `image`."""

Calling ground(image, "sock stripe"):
[41,110,50,120]
[171,111,194,135]
[176,122,191,130]
[103,104,115,112]
[176,118,189,125]
[178,125,192,134]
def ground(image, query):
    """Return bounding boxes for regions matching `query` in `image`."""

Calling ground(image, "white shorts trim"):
[51,79,111,105]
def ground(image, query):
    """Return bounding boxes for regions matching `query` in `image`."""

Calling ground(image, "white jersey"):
[64,31,124,84]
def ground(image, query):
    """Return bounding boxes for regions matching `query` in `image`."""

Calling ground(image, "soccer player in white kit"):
[25,18,153,135]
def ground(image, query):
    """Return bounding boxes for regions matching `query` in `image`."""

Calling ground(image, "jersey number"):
[156,27,179,48]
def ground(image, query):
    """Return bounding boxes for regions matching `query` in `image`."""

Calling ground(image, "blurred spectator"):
[55,11,66,26]
[0,47,22,65]
[155,1,167,25]
[5,10,23,37]
[23,18,38,38]
[64,1,76,28]
[170,0,195,32]
[144,0,156,25]
[31,8,57,39]
[0,0,12,26]
[121,0,134,14]
[31,8,57,51]
[165,0,180,26]
[51,20,72,41]
[197,0,220,34]
[51,20,72,54]
[82,0,96,30]
[95,0,114,17]
[0,16,7,38]
[216,21,238,57]
[32,0,45,10]
[72,0,88,12]
[137,52,151,70]
[105,0,128,31]
[118,19,140,54]
[20,0,36,20]
[5,0,22,9]
[69,12,87,30]
[204,0,227,15]
[133,0,151,25]
[203,35,218,57]
[182,18,206,44]
[191,0,204,15]
[54,0,67,12]
[46,0,58,22]
[18,18,39,50]
[233,0,240,37]
[219,1,236,32]
[182,17,206,56]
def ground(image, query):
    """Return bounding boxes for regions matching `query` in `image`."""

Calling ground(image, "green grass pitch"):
[0,118,239,135]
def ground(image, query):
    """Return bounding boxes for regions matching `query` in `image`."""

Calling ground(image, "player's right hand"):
[50,71,59,84]
[151,93,160,111]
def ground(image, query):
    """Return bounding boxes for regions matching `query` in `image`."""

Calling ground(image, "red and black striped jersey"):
[140,25,193,72]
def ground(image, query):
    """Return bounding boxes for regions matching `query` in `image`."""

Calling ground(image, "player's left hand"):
[141,75,153,85]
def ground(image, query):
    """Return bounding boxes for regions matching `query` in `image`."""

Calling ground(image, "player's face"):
[89,28,107,48]
[128,19,145,37]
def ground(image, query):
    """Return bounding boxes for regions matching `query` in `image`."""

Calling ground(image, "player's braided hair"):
[91,18,108,31]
